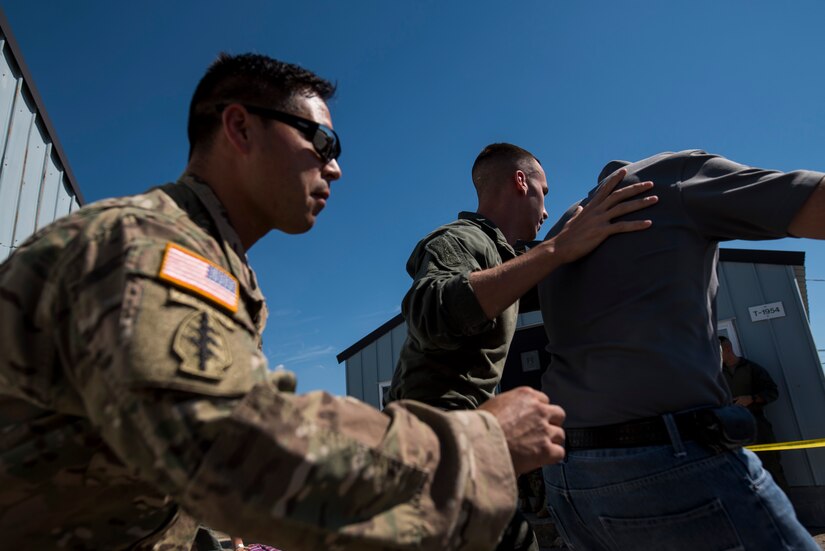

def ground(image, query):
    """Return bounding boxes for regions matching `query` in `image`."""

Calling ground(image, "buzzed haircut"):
[719,336,730,344]
[471,143,541,194]
[187,53,336,158]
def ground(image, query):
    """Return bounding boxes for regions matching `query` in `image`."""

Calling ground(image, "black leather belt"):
[566,411,707,450]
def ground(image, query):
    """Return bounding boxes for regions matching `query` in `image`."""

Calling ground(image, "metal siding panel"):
[715,261,737,321]
[346,353,363,402]
[12,118,48,246]
[721,261,825,486]
[0,41,18,158]
[35,151,60,229]
[721,262,765,358]
[0,82,34,253]
[53,175,73,220]
[376,332,394,383]
[360,343,379,409]
[751,264,825,486]
[793,265,809,318]
[0,41,18,159]
[390,323,407,376]
[0,25,83,205]
[0,33,83,225]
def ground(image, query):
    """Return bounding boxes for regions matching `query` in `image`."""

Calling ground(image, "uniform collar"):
[457,211,516,259]
[177,173,246,259]
[172,173,267,329]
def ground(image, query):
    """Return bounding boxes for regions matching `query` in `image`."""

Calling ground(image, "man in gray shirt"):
[538,150,825,550]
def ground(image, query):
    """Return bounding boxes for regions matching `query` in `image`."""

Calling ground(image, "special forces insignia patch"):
[173,310,232,380]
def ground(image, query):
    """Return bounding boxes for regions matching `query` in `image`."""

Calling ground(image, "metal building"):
[338,248,825,525]
[0,10,83,263]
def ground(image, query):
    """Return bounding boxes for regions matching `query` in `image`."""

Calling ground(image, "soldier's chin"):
[281,216,316,234]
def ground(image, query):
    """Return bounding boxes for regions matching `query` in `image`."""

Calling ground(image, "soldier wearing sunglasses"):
[1,53,579,550]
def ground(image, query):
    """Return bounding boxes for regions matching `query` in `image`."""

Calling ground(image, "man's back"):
[538,150,822,427]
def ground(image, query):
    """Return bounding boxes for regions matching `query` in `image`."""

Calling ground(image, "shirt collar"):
[457,211,516,259]
[175,173,266,311]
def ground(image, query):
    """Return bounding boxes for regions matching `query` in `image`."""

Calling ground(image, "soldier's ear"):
[221,104,253,155]
[514,170,529,195]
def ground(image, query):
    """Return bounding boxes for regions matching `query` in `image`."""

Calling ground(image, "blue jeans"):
[543,438,817,550]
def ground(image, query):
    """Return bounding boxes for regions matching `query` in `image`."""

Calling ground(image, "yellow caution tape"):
[746,438,825,452]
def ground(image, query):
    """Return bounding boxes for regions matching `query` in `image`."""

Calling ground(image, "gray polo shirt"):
[538,150,822,428]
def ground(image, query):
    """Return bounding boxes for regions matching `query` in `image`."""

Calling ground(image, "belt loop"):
[663,413,687,458]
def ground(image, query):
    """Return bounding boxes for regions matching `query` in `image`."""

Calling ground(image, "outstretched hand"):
[479,387,566,475]
[549,168,657,264]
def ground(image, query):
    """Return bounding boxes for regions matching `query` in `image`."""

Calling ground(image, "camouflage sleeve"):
[402,232,495,349]
[183,390,517,550]
[60,220,516,550]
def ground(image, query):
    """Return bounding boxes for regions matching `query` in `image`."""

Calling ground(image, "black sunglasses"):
[216,103,341,163]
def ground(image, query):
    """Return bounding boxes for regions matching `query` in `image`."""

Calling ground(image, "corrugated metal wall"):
[346,323,407,408]
[717,261,825,488]
[0,23,81,262]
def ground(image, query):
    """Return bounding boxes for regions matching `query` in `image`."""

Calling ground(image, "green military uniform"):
[387,213,537,551]
[0,178,517,550]
[722,356,789,491]
[387,212,518,410]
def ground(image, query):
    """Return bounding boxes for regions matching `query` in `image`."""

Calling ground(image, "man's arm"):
[479,386,565,474]
[61,235,562,551]
[789,176,825,238]
[471,169,658,320]
[679,152,824,241]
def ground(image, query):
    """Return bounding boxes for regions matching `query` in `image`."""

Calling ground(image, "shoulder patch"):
[426,236,463,268]
[174,310,233,380]
[158,242,239,313]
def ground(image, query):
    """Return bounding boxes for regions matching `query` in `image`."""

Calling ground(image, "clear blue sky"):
[4,0,825,395]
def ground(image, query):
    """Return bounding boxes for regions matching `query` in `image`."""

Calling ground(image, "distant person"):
[387,142,657,550]
[518,469,548,518]
[0,53,578,550]
[720,335,789,493]
[538,150,823,550]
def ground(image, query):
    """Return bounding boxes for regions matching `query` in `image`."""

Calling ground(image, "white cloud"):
[275,345,337,365]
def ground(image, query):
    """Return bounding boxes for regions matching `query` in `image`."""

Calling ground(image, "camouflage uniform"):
[0,177,517,550]
[387,212,518,410]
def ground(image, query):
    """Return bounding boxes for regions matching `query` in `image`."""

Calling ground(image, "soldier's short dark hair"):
[187,53,336,158]
[719,335,730,344]
[471,143,541,193]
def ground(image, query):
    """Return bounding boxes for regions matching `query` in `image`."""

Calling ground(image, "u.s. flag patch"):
[158,242,239,313]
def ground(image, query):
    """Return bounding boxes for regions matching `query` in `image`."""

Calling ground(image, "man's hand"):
[549,168,658,264]
[733,395,755,407]
[468,169,656,322]
[479,387,566,475]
